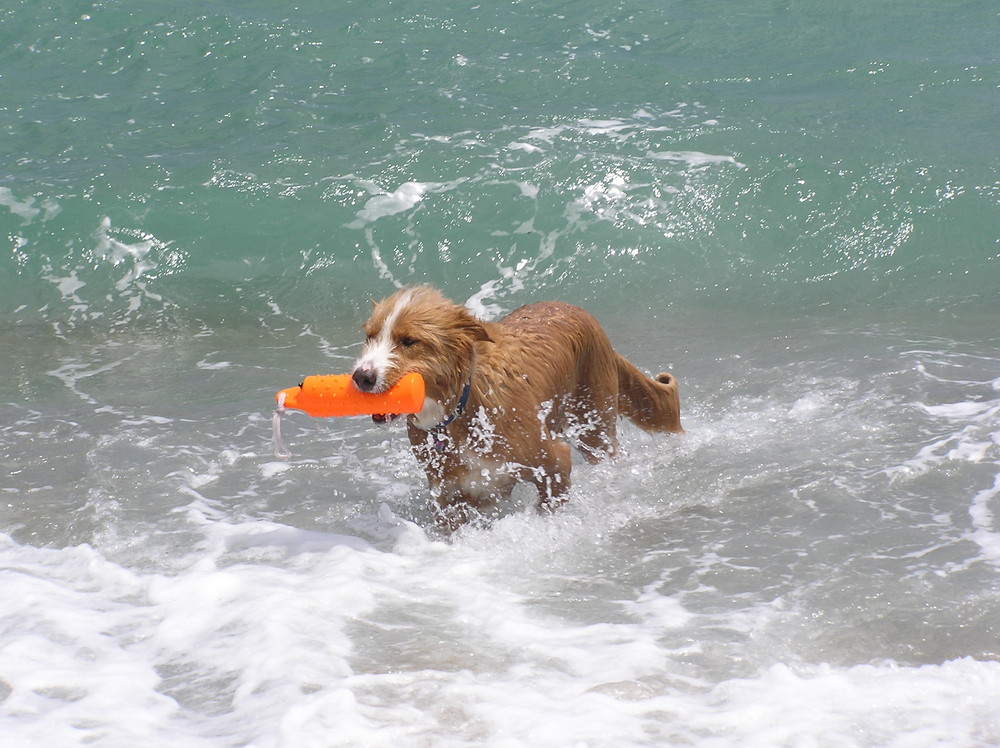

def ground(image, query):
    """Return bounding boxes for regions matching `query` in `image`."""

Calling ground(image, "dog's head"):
[352,286,490,425]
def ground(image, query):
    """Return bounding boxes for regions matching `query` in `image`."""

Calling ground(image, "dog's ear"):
[456,308,493,343]
[469,318,493,343]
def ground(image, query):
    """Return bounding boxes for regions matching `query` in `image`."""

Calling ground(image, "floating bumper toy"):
[272,372,425,457]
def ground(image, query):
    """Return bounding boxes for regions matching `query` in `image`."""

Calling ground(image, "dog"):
[351,285,682,529]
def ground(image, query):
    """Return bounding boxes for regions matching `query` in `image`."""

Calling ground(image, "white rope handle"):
[272,392,293,459]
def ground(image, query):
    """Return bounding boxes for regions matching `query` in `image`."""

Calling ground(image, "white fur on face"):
[353,289,414,392]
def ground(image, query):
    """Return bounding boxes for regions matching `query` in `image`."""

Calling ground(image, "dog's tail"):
[616,355,683,433]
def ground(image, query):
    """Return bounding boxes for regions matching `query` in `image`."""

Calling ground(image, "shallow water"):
[2,0,1000,745]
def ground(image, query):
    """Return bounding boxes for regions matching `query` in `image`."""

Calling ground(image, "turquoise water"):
[4,0,998,327]
[2,2,1000,745]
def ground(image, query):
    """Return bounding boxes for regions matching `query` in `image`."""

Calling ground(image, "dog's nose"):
[352,366,378,392]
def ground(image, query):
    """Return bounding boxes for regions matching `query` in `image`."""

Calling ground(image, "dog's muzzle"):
[352,366,407,424]
[352,365,378,393]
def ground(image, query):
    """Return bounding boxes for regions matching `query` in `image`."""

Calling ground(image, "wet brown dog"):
[352,286,682,529]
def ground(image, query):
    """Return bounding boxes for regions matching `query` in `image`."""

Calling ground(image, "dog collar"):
[440,377,472,428]
[429,377,472,451]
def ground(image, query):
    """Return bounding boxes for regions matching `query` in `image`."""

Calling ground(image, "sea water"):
[2,1,999,745]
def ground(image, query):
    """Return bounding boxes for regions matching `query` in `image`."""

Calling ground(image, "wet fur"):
[353,286,682,529]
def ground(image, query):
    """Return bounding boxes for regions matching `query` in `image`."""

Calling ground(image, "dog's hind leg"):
[573,405,619,464]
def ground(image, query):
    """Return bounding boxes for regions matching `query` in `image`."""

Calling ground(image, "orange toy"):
[275,372,425,418]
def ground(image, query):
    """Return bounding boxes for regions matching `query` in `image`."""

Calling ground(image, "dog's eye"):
[400,336,419,348]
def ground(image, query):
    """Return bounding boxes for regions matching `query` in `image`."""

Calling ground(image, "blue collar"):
[439,377,472,428]
[429,377,472,452]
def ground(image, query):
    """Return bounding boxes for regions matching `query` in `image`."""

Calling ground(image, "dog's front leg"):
[532,440,571,514]
[421,457,513,531]
[432,493,480,532]
[430,481,509,532]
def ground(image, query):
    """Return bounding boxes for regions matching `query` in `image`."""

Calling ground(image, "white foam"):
[195,358,231,370]
[646,150,746,169]
[52,271,86,299]
[514,180,539,199]
[0,187,46,225]
[523,124,568,143]
[3,444,1000,748]
[507,141,544,155]
[690,659,1000,746]
[345,181,434,229]
[261,460,293,478]
[788,392,830,419]
[46,357,128,403]
[93,217,161,290]
[32,216,174,330]
[920,399,997,420]
[465,279,506,320]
